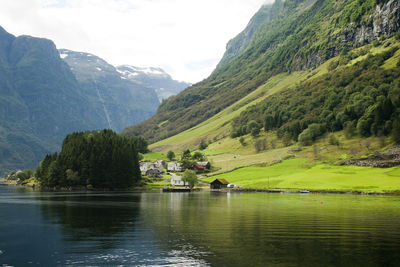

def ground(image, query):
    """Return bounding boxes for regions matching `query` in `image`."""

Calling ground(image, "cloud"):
[0,0,273,83]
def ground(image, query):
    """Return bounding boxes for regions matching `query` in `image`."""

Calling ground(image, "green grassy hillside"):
[123,0,400,143]
[145,37,400,192]
[203,158,400,192]
[149,37,400,153]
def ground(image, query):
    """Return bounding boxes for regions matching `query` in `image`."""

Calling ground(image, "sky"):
[0,0,273,83]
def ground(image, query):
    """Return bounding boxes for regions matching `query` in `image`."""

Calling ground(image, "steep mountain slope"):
[59,49,160,132]
[0,27,177,173]
[0,27,100,172]
[117,65,190,101]
[122,0,400,143]
[216,0,285,69]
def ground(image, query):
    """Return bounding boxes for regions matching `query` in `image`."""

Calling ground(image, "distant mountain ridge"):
[116,65,191,101]
[0,27,189,173]
[59,49,160,132]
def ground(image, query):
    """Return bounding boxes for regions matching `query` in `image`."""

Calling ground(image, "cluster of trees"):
[231,120,263,138]
[36,130,142,188]
[231,48,400,145]
[179,149,207,169]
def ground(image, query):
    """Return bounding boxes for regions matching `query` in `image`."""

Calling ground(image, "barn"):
[210,179,229,189]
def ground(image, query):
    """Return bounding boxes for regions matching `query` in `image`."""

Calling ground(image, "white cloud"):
[0,0,273,83]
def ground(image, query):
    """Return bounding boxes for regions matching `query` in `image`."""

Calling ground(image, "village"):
[139,158,241,190]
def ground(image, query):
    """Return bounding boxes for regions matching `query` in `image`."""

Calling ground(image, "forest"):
[35,130,142,189]
[231,47,400,145]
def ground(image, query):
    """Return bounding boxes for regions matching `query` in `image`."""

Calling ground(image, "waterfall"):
[92,78,113,130]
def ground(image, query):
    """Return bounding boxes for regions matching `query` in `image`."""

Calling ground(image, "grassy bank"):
[204,158,400,193]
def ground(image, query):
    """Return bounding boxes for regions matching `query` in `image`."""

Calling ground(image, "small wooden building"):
[210,179,229,189]
[190,164,205,171]
[197,161,211,170]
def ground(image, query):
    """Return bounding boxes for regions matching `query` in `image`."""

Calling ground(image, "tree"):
[66,169,80,185]
[299,123,325,146]
[181,149,191,160]
[254,138,267,153]
[392,119,400,144]
[282,132,292,147]
[328,134,340,146]
[239,137,246,146]
[199,140,208,150]
[182,170,198,189]
[251,127,260,138]
[192,151,206,161]
[298,130,313,146]
[181,159,195,170]
[167,151,175,161]
[344,122,355,139]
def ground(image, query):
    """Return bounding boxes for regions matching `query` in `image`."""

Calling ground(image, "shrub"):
[239,137,246,146]
[299,130,313,146]
[199,140,208,150]
[254,138,267,153]
[251,127,261,138]
[282,132,292,147]
[372,40,381,47]
[344,122,355,139]
[328,134,340,146]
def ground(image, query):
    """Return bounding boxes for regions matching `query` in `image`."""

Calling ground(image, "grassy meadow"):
[203,158,400,192]
[144,38,400,193]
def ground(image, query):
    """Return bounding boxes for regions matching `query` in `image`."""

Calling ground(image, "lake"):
[0,186,400,266]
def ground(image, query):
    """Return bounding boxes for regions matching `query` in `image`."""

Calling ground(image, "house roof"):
[211,178,229,185]
[192,164,205,170]
[197,161,210,166]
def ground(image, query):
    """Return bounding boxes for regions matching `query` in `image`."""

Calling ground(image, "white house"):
[140,162,164,174]
[171,175,188,186]
[167,162,183,172]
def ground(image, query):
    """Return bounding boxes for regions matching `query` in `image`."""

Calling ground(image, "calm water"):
[1,186,400,266]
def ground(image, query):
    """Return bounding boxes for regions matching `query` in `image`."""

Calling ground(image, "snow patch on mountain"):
[117,65,170,78]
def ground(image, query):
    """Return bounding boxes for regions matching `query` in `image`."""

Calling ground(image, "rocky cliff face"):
[292,0,400,71]
[342,0,400,44]
[216,1,283,69]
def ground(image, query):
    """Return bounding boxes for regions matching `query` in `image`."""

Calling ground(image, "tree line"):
[231,47,400,145]
[36,129,142,189]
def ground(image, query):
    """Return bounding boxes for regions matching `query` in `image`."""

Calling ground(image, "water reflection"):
[142,192,400,266]
[39,192,141,251]
[1,187,400,266]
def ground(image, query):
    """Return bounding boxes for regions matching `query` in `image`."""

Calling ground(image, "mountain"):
[216,0,284,69]
[0,26,169,173]
[122,0,400,146]
[59,49,160,132]
[0,27,101,173]
[116,65,190,101]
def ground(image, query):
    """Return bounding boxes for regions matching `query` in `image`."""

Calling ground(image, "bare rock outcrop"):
[344,147,400,168]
